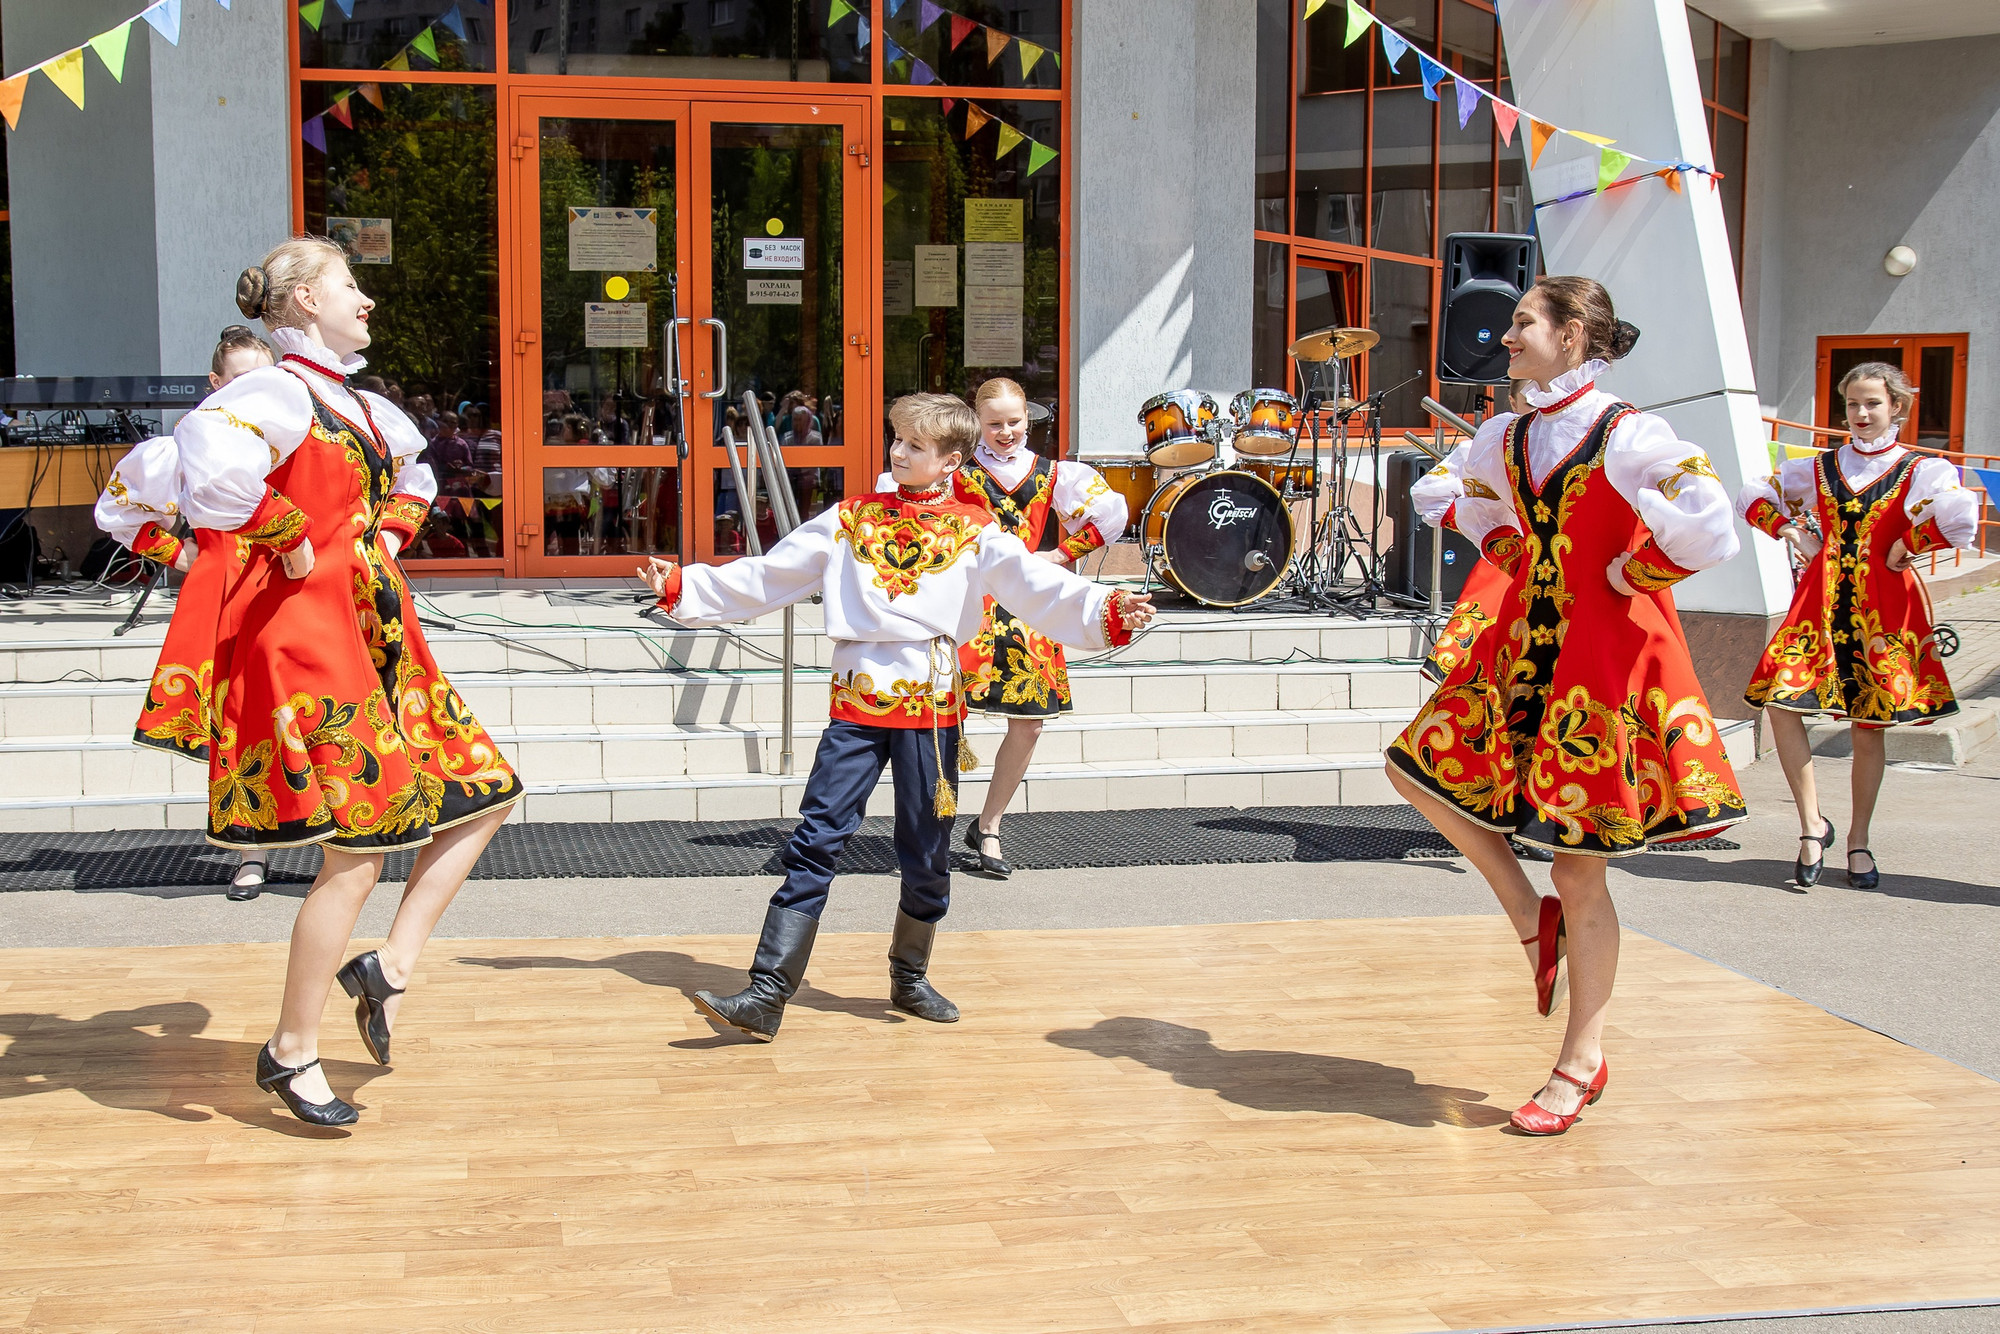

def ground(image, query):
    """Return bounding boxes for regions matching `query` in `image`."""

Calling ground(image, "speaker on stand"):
[1436,232,1538,388]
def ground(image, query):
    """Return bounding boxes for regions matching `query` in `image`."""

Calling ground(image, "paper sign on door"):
[569,208,659,272]
[584,302,650,347]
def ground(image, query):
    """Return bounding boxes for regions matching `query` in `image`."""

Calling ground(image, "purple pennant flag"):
[1454,75,1481,128]
[910,57,935,84]
[301,116,327,153]
[1379,23,1408,72]
[437,3,467,38]
[1418,52,1446,101]
[917,0,944,33]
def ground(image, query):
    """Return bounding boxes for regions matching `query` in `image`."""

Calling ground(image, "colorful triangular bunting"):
[963,103,992,136]
[1662,167,1683,195]
[1018,39,1045,77]
[439,4,466,38]
[949,14,976,48]
[1596,148,1633,193]
[43,49,87,110]
[357,82,385,110]
[89,23,133,82]
[385,49,411,71]
[941,98,955,114]
[827,0,854,24]
[1303,0,1328,17]
[1026,141,1058,177]
[1344,1,1373,46]
[143,0,183,43]
[302,115,327,152]
[917,0,943,32]
[857,15,868,47]
[298,0,324,32]
[910,56,935,84]
[1492,100,1519,145]
[1453,75,1480,128]
[882,33,905,63]
[1417,52,1445,101]
[1570,130,1616,147]
[411,27,439,62]
[329,0,353,15]
[985,26,1010,63]
[1379,24,1408,71]
[328,95,353,127]
[0,74,26,131]
[994,122,1025,157]
[889,0,909,14]
[1528,117,1555,166]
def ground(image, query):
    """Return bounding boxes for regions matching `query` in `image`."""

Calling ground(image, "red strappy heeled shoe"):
[1509,1060,1609,1136]
[1520,894,1567,1018]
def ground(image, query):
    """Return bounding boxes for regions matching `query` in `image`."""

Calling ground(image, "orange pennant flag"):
[358,82,385,110]
[1528,118,1556,167]
[984,26,1010,64]
[0,73,26,130]
[1661,168,1682,195]
[963,102,992,137]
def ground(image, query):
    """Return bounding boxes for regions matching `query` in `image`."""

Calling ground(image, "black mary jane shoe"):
[255,1044,358,1127]
[336,950,405,1066]
[963,821,1012,880]
[226,855,267,902]
[1847,848,1880,891]
[1510,837,1555,864]
[1794,815,1836,888]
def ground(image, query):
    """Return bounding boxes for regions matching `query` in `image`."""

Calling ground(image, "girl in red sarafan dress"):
[94,328,275,898]
[1385,276,1746,1137]
[179,239,522,1128]
[1737,361,1979,891]
[954,377,1129,879]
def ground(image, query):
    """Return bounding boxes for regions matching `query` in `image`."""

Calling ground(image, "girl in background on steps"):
[1385,275,1746,1136]
[1738,361,1979,889]
[94,325,279,900]
[954,378,1129,879]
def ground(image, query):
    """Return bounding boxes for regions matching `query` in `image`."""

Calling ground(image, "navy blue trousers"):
[770,719,957,924]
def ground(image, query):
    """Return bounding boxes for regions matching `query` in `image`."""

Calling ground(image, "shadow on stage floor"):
[1630,848,2000,908]
[0,1001,383,1136]
[1046,1016,1508,1127]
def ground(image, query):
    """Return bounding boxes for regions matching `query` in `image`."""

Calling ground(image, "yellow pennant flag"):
[1568,130,1617,147]
[994,123,1025,158]
[0,73,27,131]
[385,50,411,72]
[1303,0,1329,15]
[89,22,133,82]
[984,26,1010,64]
[1017,40,1045,78]
[43,49,87,110]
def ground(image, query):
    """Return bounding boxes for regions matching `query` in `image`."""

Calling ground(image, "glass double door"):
[515,95,867,572]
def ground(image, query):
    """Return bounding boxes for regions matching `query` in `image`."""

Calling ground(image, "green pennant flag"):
[827,0,854,23]
[411,26,439,63]
[1344,1,1373,45]
[89,22,133,82]
[1596,147,1633,194]
[299,0,325,32]
[1026,141,1058,177]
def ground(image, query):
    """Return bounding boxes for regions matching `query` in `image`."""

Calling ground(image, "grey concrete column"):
[1497,0,1791,622]
[4,0,289,376]
[1071,0,1255,461]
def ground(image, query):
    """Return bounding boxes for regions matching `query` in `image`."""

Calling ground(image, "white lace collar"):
[1523,358,1610,413]
[1846,424,1901,455]
[269,326,368,379]
[975,440,1034,473]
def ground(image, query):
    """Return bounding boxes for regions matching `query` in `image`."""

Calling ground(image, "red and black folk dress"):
[1738,429,1978,727]
[95,436,249,761]
[177,330,520,851]
[955,443,1129,718]
[1391,363,1748,856]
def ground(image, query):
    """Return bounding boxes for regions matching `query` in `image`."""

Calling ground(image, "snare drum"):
[1097,462,1156,539]
[1138,390,1219,468]
[1227,388,1301,458]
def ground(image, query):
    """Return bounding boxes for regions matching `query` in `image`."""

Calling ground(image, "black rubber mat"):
[0,807,1736,892]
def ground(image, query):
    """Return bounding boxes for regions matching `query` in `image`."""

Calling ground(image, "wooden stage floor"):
[4,918,1999,1333]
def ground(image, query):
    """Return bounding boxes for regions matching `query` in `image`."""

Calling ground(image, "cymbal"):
[1288,326,1380,362]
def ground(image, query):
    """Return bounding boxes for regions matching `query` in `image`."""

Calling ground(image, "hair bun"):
[1608,319,1641,360]
[235,266,270,321]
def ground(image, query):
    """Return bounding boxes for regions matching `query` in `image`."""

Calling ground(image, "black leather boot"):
[889,909,960,1023]
[693,905,818,1042]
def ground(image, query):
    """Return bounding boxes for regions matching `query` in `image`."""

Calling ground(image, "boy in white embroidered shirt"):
[640,393,1154,1041]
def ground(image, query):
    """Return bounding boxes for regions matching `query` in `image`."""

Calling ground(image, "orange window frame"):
[1815,333,1969,460]
[288,1,1071,577]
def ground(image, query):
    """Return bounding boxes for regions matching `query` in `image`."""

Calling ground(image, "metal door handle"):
[664,316,691,396]
[700,317,728,400]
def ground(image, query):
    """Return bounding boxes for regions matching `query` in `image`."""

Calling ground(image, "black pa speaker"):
[1381,451,1477,603]
[1437,232,1538,385]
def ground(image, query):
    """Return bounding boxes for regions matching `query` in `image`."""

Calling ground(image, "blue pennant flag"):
[889,0,910,13]
[330,0,353,17]
[857,15,869,48]
[436,4,467,38]
[882,32,905,63]
[1418,52,1446,101]
[1379,23,1408,72]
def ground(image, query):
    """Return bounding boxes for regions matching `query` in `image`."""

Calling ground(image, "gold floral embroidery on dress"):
[196,405,267,439]
[1462,477,1502,502]
[239,504,308,550]
[1654,454,1720,502]
[1621,544,1691,592]
[1066,473,1112,517]
[139,661,214,755]
[379,493,430,537]
[836,500,983,598]
[829,670,959,720]
[130,524,183,565]
[104,474,178,515]
[210,740,280,832]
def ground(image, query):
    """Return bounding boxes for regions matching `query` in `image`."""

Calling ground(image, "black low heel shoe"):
[336,951,405,1066]
[255,1044,358,1127]
[1847,848,1880,890]
[1794,815,1836,888]
[963,821,1012,879]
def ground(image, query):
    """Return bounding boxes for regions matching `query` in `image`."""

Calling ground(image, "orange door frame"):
[1815,332,1969,459]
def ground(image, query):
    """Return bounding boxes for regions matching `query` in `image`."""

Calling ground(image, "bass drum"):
[1142,469,1293,607]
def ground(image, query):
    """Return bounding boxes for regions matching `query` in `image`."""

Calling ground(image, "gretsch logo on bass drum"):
[1207,491,1261,529]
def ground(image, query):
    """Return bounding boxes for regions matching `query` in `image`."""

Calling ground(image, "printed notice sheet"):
[914,245,957,307]
[327,217,392,265]
[883,260,915,317]
[568,208,659,272]
[584,302,650,347]
[747,277,804,305]
[964,198,1024,243]
[964,286,1024,366]
[964,242,1023,288]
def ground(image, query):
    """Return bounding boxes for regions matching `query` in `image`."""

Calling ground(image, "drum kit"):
[1125,325,1406,609]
